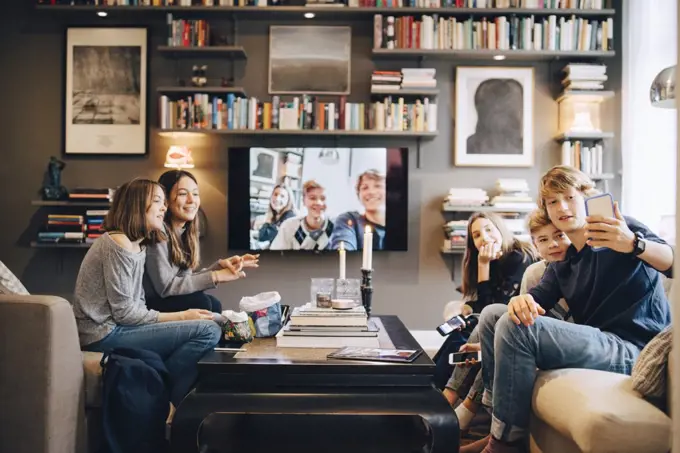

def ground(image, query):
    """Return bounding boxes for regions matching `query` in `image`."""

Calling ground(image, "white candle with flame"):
[339,241,346,280]
[362,225,373,269]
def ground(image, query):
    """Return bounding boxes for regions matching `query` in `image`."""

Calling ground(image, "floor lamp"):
[650,63,679,450]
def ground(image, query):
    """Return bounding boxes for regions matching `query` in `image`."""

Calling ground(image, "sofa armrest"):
[0,295,86,453]
[531,369,671,453]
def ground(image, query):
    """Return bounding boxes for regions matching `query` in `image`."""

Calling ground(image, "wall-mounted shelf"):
[35,5,616,18]
[157,86,247,96]
[588,173,615,180]
[441,246,465,255]
[556,90,616,103]
[157,46,247,59]
[442,204,536,213]
[372,49,616,60]
[554,131,615,141]
[30,241,91,249]
[371,88,439,96]
[31,200,111,207]
[157,128,438,138]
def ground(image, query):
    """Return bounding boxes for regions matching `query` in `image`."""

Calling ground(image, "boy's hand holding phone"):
[585,201,635,253]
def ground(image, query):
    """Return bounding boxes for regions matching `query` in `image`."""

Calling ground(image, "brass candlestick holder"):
[360,268,373,317]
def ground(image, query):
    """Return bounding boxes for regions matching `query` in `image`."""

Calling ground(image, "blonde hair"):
[302,180,324,197]
[538,166,599,213]
[104,178,166,244]
[355,169,386,196]
[462,212,538,299]
[527,209,553,236]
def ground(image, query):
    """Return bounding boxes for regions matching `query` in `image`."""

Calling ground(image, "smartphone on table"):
[449,351,481,365]
[584,193,615,251]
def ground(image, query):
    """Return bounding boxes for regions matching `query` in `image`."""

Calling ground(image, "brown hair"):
[302,180,324,197]
[266,184,295,224]
[527,209,553,236]
[538,166,599,213]
[461,212,537,299]
[103,178,166,243]
[355,169,386,196]
[157,170,201,271]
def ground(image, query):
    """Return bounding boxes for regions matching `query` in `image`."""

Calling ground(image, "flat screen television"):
[227,147,409,253]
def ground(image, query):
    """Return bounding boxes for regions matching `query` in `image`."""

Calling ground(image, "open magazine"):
[327,347,422,363]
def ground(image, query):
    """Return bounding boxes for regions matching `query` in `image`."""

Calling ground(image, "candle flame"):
[364,225,372,234]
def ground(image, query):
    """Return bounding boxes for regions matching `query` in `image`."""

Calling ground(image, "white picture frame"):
[454,67,534,167]
[250,148,279,184]
[65,27,148,155]
[268,26,352,95]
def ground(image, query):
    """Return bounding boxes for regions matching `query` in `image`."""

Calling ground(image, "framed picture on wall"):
[250,148,279,184]
[64,27,148,155]
[454,67,534,167]
[268,26,351,95]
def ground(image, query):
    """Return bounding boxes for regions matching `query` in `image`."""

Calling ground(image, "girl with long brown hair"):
[144,170,259,313]
[433,212,538,395]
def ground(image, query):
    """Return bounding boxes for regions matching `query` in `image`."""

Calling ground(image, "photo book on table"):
[327,346,422,363]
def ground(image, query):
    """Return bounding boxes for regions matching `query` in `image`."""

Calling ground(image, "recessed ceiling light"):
[304,12,315,19]
[97,11,108,17]
[493,54,506,61]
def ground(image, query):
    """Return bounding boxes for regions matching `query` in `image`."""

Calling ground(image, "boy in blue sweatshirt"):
[477,166,673,453]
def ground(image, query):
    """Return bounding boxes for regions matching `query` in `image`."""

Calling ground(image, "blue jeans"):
[84,320,222,406]
[478,304,640,442]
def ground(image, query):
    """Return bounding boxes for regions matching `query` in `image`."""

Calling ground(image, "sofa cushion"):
[631,325,672,399]
[532,368,671,453]
[83,352,104,408]
[0,260,29,295]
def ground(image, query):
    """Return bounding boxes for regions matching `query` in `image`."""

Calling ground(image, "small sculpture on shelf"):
[191,65,208,87]
[41,156,69,201]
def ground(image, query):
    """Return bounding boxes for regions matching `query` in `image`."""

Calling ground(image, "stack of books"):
[490,179,535,211]
[275,303,380,349]
[562,63,608,92]
[401,68,437,90]
[38,215,85,245]
[443,220,468,250]
[443,188,489,209]
[85,209,108,244]
[370,70,402,93]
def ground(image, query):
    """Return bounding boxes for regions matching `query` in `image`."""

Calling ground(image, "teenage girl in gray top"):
[73,178,225,407]
[143,170,259,314]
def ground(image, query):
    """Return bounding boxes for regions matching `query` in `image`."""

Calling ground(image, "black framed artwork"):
[64,27,148,156]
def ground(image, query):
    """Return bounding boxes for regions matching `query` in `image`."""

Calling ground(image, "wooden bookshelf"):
[442,204,536,213]
[373,49,616,60]
[554,131,615,141]
[157,86,247,96]
[30,241,91,249]
[157,128,438,137]
[157,46,247,59]
[35,5,616,18]
[31,200,111,207]
[370,88,439,96]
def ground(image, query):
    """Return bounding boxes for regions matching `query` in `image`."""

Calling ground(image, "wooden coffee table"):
[170,315,459,453]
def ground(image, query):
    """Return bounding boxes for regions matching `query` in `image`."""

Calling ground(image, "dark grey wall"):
[0,0,621,329]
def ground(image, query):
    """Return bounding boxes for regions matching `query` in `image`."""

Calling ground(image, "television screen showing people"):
[249,147,389,252]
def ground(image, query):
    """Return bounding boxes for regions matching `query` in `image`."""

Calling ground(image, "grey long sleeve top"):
[142,238,218,300]
[73,233,159,346]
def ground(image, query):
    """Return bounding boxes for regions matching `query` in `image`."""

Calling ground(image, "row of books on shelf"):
[39,0,611,10]
[374,13,613,51]
[167,17,210,47]
[560,140,604,176]
[68,188,114,201]
[35,211,107,245]
[158,94,438,132]
[371,68,436,93]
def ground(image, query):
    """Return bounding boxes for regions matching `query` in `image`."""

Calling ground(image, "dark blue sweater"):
[529,216,672,349]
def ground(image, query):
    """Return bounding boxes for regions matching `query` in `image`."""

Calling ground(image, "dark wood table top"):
[199,315,434,377]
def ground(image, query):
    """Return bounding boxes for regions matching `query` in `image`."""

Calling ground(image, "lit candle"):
[362,225,373,269]
[339,241,346,280]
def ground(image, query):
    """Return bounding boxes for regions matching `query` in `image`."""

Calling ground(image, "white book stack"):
[562,64,608,92]
[443,188,489,208]
[490,179,535,211]
[276,303,380,349]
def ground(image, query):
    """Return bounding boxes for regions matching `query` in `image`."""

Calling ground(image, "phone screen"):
[436,316,466,336]
[449,351,481,364]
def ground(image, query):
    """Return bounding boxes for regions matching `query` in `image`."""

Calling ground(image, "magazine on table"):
[327,346,422,363]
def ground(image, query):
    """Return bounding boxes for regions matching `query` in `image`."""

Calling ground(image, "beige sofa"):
[0,294,103,453]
